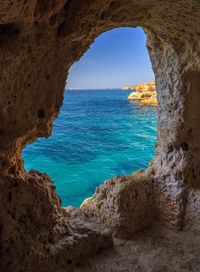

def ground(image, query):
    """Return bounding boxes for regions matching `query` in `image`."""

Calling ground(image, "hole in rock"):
[0,23,20,44]
[181,143,189,151]
[37,109,45,119]
[23,27,157,207]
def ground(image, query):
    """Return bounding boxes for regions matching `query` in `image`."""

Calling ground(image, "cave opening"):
[22,27,157,208]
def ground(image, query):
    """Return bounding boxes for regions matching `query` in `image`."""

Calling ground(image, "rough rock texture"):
[1,0,200,271]
[128,91,157,105]
[138,95,157,106]
[124,81,155,92]
[0,170,112,271]
[128,90,153,100]
[81,171,155,237]
[127,81,157,106]
[74,224,200,272]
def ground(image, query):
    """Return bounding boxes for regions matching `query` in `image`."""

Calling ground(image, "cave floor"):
[72,224,200,272]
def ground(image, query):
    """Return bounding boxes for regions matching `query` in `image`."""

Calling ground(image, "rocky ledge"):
[126,81,157,106]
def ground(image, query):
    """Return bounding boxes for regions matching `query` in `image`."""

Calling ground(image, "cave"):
[22,26,157,208]
[1,1,200,271]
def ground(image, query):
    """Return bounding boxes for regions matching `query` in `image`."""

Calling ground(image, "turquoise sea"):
[22,89,157,207]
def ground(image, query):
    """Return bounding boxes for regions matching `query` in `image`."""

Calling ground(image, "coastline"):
[123,81,157,106]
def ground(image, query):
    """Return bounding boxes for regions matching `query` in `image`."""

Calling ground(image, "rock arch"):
[1,0,200,271]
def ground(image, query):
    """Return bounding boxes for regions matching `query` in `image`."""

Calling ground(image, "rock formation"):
[81,170,155,238]
[122,85,135,90]
[1,0,200,271]
[123,81,155,91]
[127,81,157,106]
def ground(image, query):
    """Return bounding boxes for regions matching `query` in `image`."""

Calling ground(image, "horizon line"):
[65,87,124,90]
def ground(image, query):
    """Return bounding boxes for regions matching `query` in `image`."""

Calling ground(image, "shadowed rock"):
[0,0,200,270]
[81,170,155,238]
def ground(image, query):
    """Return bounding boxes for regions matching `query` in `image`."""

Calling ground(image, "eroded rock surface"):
[0,171,112,271]
[127,81,157,106]
[81,171,155,237]
[1,0,200,271]
[76,225,200,272]
[124,81,155,91]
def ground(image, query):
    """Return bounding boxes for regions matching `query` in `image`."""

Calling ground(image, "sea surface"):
[23,89,157,207]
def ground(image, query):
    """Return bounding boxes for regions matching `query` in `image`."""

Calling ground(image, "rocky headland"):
[125,81,157,106]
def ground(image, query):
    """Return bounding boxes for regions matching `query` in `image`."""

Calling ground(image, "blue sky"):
[66,27,154,89]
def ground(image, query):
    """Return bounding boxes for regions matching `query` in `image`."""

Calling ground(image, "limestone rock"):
[1,0,200,270]
[133,81,156,92]
[122,85,135,90]
[128,90,152,100]
[81,171,155,237]
[184,189,200,233]
[122,81,155,91]
[0,171,112,271]
[127,81,157,106]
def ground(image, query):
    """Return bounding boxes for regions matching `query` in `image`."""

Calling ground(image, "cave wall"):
[1,0,200,271]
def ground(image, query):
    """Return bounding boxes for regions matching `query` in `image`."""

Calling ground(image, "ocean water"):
[22,89,157,207]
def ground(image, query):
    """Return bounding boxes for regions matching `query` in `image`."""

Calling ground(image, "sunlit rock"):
[127,81,157,106]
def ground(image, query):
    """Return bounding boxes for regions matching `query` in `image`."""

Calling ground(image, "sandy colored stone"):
[128,91,152,100]
[123,81,155,91]
[127,81,157,105]
[0,0,200,271]
[81,171,155,237]
[0,170,112,271]
[74,224,200,272]
[138,96,157,106]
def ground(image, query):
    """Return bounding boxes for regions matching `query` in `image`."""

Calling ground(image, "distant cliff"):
[124,81,157,106]
[122,85,135,90]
